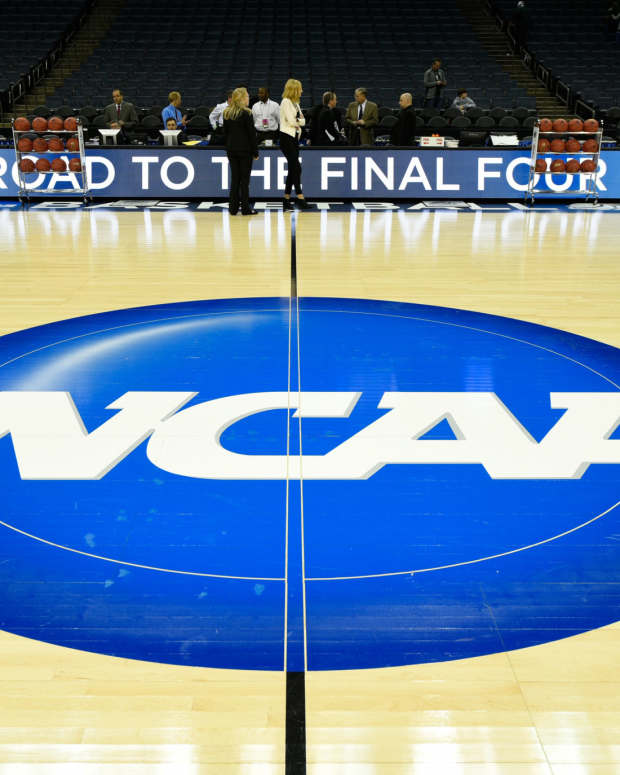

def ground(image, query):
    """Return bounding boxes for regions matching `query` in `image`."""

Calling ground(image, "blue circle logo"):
[0,297,618,670]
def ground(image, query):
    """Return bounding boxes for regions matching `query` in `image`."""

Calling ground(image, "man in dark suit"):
[345,88,379,145]
[390,92,416,146]
[318,92,345,144]
[103,89,138,142]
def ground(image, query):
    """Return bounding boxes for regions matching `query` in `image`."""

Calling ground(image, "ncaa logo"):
[0,297,619,671]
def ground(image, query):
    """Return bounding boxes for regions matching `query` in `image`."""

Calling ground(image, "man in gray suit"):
[103,89,138,142]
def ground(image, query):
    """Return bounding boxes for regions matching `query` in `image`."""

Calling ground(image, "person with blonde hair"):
[279,78,311,210]
[223,87,259,215]
[161,91,187,129]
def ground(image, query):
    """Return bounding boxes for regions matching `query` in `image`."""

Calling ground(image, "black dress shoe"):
[282,198,294,211]
[296,198,312,210]
[241,209,258,215]
[229,210,238,215]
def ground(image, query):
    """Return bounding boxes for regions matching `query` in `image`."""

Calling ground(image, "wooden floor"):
[0,205,619,773]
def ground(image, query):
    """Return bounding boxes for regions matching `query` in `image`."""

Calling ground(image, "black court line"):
[285,210,307,774]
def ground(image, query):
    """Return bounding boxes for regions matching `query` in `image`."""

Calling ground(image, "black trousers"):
[279,132,302,195]
[227,152,254,214]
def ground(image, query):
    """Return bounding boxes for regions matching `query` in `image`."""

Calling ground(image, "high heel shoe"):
[282,198,294,211]
[296,198,312,210]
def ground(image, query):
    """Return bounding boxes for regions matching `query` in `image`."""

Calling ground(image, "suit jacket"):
[345,100,378,145]
[318,106,344,144]
[390,105,417,146]
[223,110,259,156]
[103,101,138,130]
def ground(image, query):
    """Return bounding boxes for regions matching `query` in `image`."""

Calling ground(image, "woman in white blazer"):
[279,79,311,210]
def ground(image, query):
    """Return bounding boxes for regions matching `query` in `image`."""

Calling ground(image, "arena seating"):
[43,0,535,112]
[493,0,620,109]
[0,2,87,92]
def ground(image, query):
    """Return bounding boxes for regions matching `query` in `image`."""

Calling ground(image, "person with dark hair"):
[210,91,234,132]
[317,92,345,145]
[451,88,476,112]
[423,59,447,108]
[510,1,528,52]
[345,88,379,145]
[223,87,259,216]
[103,89,138,141]
[390,93,416,146]
[251,87,280,143]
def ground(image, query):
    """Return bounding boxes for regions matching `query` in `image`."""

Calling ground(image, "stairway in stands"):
[457,0,567,116]
[16,0,125,114]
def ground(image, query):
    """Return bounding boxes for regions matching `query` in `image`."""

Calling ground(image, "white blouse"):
[279,98,305,138]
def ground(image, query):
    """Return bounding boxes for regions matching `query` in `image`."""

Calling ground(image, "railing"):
[0,0,96,116]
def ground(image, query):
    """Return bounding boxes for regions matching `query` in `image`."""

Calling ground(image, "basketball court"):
[0,200,619,773]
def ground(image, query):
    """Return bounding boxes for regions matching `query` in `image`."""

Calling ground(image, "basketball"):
[534,158,547,173]
[35,157,51,172]
[48,137,64,152]
[19,158,35,173]
[552,118,568,133]
[580,159,596,172]
[565,159,581,173]
[68,158,82,172]
[583,118,599,132]
[582,139,599,153]
[539,118,553,132]
[66,137,79,151]
[51,158,67,172]
[565,138,581,153]
[33,137,48,152]
[32,116,48,132]
[537,138,550,152]
[550,138,565,153]
[567,118,583,133]
[48,116,64,131]
[64,116,78,131]
[17,137,33,152]
[550,159,566,173]
[14,117,30,131]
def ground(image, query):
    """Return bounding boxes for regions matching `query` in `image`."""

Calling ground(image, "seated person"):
[159,116,180,144]
[317,92,346,144]
[390,92,416,145]
[451,89,476,112]
[161,91,187,130]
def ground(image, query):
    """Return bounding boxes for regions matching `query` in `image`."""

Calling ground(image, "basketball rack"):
[525,121,603,205]
[11,118,92,204]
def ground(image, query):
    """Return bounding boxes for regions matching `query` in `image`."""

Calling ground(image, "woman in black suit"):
[223,87,259,215]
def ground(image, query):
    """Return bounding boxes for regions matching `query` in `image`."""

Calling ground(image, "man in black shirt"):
[317,92,345,145]
[391,93,416,146]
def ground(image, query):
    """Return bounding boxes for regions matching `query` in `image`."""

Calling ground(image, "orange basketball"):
[550,138,565,153]
[565,138,581,153]
[580,159,596,173]
[17,137,33,152]
[48,116,64,131]
[51,158,67,172]
[567,118,583,133]
[565,159,581,174]
[68,158,82,172]
[64,116,78,131]
[534,158,547,173]
[582,139,599,153]
[14,116,31,131]
[33,137,48,152]
[537,138,550,152]
[583,118,599,132]
[20,158,35,173]
[550,159,566,173]
[32,116,48,132]
[552,118,568,132]
[48,136,64,152]
[539,118,553,132]
[65,137,79,152]
[35,157,51,172]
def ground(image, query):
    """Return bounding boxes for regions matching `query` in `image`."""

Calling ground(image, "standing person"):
[209,91,233,144]
[318,92,346,144]
[103,88,138,142]
[510,1,529,52]
[251,87,280,143]
[223,87,259,216]
[345,88,379,145]
[390,93,416,146]
[423,59,447,108]
[161,91,187,130]
[279,78,311,210]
